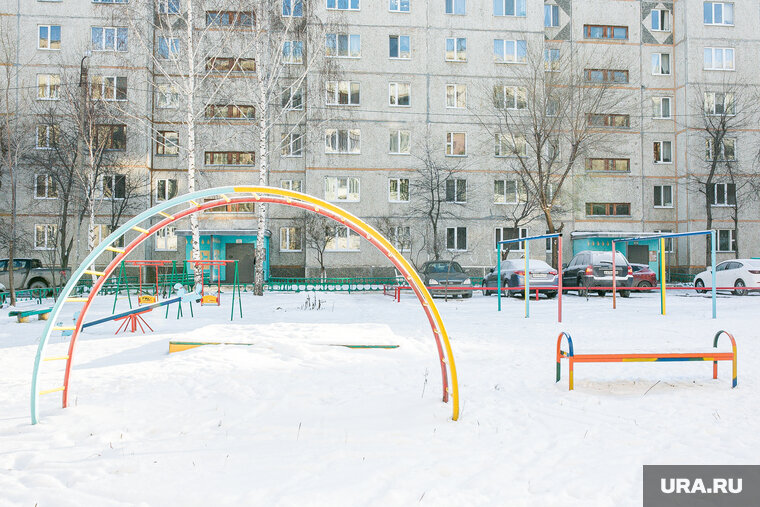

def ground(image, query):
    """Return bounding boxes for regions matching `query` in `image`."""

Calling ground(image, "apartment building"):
[1,1,757,283]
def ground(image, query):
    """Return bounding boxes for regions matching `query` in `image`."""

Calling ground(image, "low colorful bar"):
[555,331,737,390]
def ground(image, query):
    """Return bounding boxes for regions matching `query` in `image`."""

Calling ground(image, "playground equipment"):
[497,233,563,321]
[168,340,400,353]
[612,230,717,318]
[185,259,242,311]
[555,330,737,390]
[124,260,176,305]
[10,308,52,323]
[30,186,459,424]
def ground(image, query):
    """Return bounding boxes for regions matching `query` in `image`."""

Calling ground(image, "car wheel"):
[28,279,48,290]
[597,290,606,297]
[620,290,631,298]
[545,291,557,299]
[637,281,652,288]
[733,279,747,296]
[481,281,490,296]
[695,279,706,294]
[577,278,588,297]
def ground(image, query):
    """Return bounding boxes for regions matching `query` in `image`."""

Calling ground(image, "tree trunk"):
[705,188,713,265]
[185,0,201,284]
[8,158,16,305]
[253,109,269,296]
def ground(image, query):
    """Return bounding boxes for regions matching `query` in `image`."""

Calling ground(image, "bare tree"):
[688,80,760,261]
[476,46,629,267]
[302,212,332,278]
[410,133,468,261]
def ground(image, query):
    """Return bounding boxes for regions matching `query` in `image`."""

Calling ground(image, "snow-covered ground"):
[1,289,757,506]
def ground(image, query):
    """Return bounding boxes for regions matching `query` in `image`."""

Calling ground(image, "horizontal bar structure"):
[497,232,561,245]
[612,230,713,243]
[555,330,737,390]
[31,186,460,424]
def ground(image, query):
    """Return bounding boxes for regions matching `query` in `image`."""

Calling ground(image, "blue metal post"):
[711,230,716,319]
[497,248,502,312]
[525,242,530,318]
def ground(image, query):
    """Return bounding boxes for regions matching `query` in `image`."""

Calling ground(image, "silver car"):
[481,259,559,298]
[420,261,473,298]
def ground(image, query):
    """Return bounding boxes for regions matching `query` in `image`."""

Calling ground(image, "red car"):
[630,263,657,289]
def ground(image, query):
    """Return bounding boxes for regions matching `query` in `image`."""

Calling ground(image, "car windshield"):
[426,262,464,274]
[593,252,628,265]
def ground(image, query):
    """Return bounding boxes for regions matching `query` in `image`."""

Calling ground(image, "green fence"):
[264,277,403,292]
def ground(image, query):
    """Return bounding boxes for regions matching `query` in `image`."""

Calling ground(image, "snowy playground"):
[1,289,757,506]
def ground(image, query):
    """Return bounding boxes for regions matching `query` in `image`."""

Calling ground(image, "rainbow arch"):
[30,186,460,424]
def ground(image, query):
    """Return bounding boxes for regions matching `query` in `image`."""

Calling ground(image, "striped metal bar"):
[43,356,69,361]
[83,270,105,277]
[158,211,174,219]
[53,326,76,331]
[65,297,89,303]
[132,226,150,234]
[221,194,231,202]
[105,246,125,254]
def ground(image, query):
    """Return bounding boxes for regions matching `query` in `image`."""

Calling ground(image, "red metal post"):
[612,241,617,310]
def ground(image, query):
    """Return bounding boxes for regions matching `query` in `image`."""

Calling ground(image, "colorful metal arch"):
[31,186,460,424]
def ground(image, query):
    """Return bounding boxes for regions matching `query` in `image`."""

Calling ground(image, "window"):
[653,141,672,163]
[705,138,736,161]
[493,39,527,64]
[325,129,361,154]
[283,41,303,64]
[388,178,410,202]
[326,81,360,105]
[544,4,559,27]
[710,183,736,206]
[34,174,57,199]
[281,85,304,110]
[652,97,671,118]
[546,98,559,117]
[585,202,630,216]
[651,53,671,75]
[156,84,179,108]
[584,25,628,40]
[390,226,411,252]
[206,11,254,27]
[445,132,466,156]
[280,227,302,251]
[36,125,58,149]
[717,229,736,252]
[493,85,527,110]
[651,8,671,31]
[281,180,303,192]
[203,198,255,213]
[205,104,255,119]
[329,176,367,203]
[156,179,178,201]
[205,57,255,72]
[37,74,60,100]
[495,134,526,157]
[91,76,127,101]
[158,0,181,14]
[544,48,560,71]
[92,224,116,248]
[585,69,628,83]
[204,152,255,165]
[96,124,127,151]
[155,227,177,251]
[38,25,61,50]
[445,37,466,61]
[326,33,361,58]
[281,132,303,157]
[494,0,526,16]
[587,114,630,128]
[445,84,466,108]
[91,27,128,52]
[34,224,57,250]
[389,130,410,154]
[494,179,518,204]
[389,35,410,59]
[495,227,527,251]
[283,0,303,16]
[157,36,180,59]
[586,158,630,172]
[325,177,360,201]
[445,0,465,14]
[327,0,360,10]
[704,47,734,70]
[156,131,179,155]
[445,179,466,203]
[704,2,734,25]
[389,82,411,106]
[389,0,409,12]
[446,227,467,251]
[654,229,674,252]
[326,226,360,251]
[653,185,672,208]
[101,174,126,199]
[704,92,735,115]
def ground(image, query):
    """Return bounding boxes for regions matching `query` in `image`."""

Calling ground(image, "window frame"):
[711,182,736,206]
[389,129,411,155]
[91,26,128,52]
[389,0,410,13]
[34,224,58,250]
[703,2,734,26]
[281,132,303,157]
[156,130,179,156]
[495,134,527,158]
[584,202,631,217]
[281,179,303,192]
[325,80,361,106]
[493,179,518,204]
[704,47,735,70]
[281,85,304,110]
[651,8,671,31]
[326,0,360,11]
[445,37,467,62]
[91,75,127,101]
[156,178,178,202]
[282,0,304,17]
[325,225,361,252]
[34,174,58,199]
[705,138,736,161]
[389,35,411,59]
[325,33,361,58]
[203,151,256,166]
[494,0,526,17]
[324,129,361,154]
[653,184,673,208]
[585,158,630,172]
[155,226,178,251]
[445,83,466,109]
[445,132,467,157]
[703,91,735,116]
[445,0,466,15]
[282,40,304,64]
[446,226,468,251]
[493,39,527,64]
[583,25,628,40]
[445,178,467,204]
[651,53,671,75]
[584,68,629,84]
[652,97,672,119]
[157,36,180,59]
[716,229,736,252]
[388,177,410,202]
[653,140,673,164]
[324,176,361,202]
[389,82,411,107]
[279,226,303,252]
[38,25,61,50]
[37,74,60,100]
[544,4,559,27]
[35,124,58,149]
[495,227,527,251]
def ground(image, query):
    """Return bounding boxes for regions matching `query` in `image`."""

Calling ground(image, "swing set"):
[185,259,243,320]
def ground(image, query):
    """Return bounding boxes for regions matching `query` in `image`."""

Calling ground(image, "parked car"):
[562,250,633,297]
[631,263,657,290]
[481,259,558,298]
[0,258,69,290]
[420,261,473,298]
[693,259,760,296]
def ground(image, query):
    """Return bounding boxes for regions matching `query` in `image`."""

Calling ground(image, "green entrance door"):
[225,243,255,283]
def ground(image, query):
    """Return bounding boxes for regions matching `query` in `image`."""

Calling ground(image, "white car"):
[693,259,760,296]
